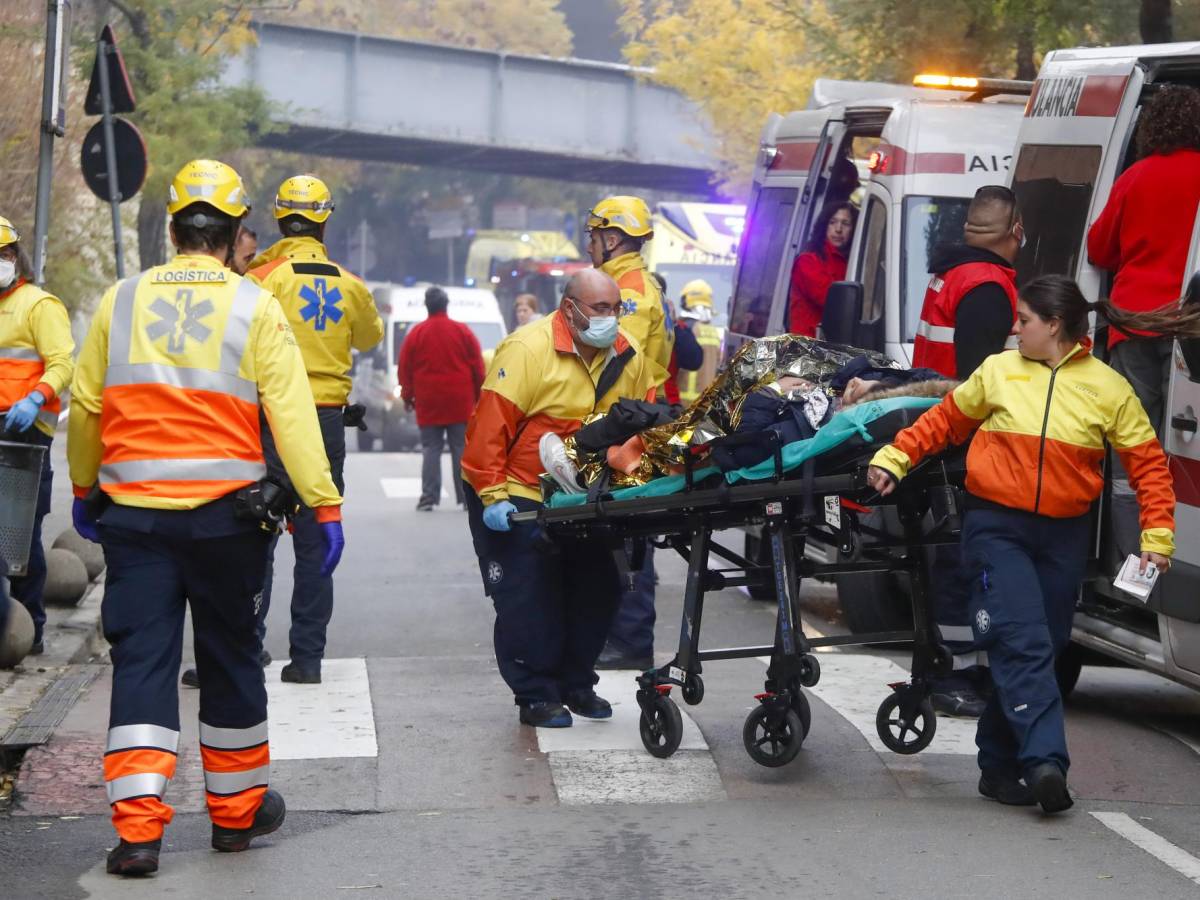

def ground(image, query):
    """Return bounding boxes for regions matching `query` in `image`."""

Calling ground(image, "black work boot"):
[106,838,161,876]
[978,770,1036,806]
[518,702,573,728]
[212,788,286,852]
[280,662,320,684]
[564,690,612,719]
[1027,763,1073,814]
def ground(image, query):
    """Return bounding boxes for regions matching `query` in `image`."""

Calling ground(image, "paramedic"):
[462,269,658,727]
[789,202,856,336]
[1087,84,1200,432]
[867,275,1178,814]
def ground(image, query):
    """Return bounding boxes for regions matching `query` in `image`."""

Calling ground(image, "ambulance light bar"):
[913,73,1034,99]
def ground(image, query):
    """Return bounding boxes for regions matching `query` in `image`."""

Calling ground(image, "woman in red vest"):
[788,201,857,336]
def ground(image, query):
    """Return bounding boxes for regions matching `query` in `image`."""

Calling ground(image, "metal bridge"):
[222,23,719,194]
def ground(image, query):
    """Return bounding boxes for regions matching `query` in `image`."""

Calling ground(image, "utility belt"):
[233,479,300,534]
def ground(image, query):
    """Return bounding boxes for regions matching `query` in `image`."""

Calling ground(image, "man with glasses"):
[461,269,658,728]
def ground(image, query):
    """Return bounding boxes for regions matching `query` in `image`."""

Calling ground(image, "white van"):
[1005,41,1200,694]
[350,284,507,452]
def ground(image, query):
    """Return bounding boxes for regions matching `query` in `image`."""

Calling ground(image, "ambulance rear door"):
[726,109,830,358]
[1008,52,1144,297]
[1160,204,1200,677]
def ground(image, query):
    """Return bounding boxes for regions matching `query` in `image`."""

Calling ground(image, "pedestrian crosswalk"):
[265,658,377,760]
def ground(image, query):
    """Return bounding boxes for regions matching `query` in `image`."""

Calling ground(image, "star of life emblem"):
[975,609,991,634]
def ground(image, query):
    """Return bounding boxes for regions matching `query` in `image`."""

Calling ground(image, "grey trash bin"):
[0,440,47,577]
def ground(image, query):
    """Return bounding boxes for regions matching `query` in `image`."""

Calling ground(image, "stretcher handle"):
[509,510,539,524]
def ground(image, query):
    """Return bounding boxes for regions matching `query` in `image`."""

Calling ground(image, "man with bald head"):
[461,268,659,727]
[913,185,1022,379]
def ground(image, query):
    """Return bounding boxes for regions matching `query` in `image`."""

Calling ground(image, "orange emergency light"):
[914,73,980,89]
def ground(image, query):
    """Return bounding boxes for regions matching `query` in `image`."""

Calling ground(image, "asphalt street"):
[4,441,1200,898]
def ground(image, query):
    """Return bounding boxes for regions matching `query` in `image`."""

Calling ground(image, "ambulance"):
[645,201,746,325]
[1005,41,1200,694]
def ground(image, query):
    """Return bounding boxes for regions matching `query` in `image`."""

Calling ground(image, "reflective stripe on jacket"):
[911,260,1017,378]
[461,311,657,504]
[0,279,74,436]
[247,237,384,405]
[870,340,1175,556]
[68,254,343,517]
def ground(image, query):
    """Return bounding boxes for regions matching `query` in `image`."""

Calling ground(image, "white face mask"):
[0,259,15,288]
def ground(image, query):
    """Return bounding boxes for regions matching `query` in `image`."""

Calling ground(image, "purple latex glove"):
[72,497,100,543]
[320,521,344,577]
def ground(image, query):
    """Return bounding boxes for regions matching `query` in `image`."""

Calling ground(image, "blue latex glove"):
[483,500,517,532]
[72,498,100,543]
[319,520,345,577]
[3,391,45,433]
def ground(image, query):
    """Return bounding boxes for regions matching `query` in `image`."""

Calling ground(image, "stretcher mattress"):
[546,396,939,509]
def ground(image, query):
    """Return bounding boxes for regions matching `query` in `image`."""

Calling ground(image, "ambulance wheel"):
[682,674,705,706]
[789,688,812,739]
[743,705,804,767]
[875,693,936,755]
[640,694,683,759]
[798,654,820,687]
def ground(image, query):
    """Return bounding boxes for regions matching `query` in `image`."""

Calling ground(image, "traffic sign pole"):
[96,31,125,279]
[33,0,69,286]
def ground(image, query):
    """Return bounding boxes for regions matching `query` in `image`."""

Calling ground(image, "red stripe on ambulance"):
[1026,73,1128,118]
[875,143,965,175]
[770,141,819,172]
[1168,454,1200,509]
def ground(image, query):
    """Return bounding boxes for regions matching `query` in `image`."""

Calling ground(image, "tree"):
[95,0,272,268]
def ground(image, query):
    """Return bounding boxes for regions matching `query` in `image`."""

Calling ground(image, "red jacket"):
[788,242,848,336]
[1088,148,1200,347]
[397,311,485,427]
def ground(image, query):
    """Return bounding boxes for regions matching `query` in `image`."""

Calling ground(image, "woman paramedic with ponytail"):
[867,274,1186,815]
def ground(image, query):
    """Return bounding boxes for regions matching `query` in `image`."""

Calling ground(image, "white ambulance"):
[726,78,1027,363]
[1006,41,1200,694]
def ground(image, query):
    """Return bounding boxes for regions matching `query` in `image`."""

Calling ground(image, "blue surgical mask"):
[571,300,619,348]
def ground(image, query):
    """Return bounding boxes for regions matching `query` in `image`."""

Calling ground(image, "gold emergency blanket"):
[570,335,897,487]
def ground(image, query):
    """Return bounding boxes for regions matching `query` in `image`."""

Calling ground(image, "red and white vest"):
[912,261,1018,378]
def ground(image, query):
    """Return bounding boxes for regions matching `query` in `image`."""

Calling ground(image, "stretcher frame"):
[518,446,966,766]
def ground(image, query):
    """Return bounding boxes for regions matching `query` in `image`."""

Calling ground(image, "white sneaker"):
[539,432,584,494]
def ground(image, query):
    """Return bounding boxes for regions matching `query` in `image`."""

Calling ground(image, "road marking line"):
[757,654,978,755]
[1091,811,1200,886]
[1151,724,1200,758]
[536,671,724,804]
[380,477,448,499]
[265,658,377,760]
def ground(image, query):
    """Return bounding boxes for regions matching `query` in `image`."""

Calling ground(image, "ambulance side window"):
[1011,144,1103,282]
[859,196,888,328]
[730,186,796,338]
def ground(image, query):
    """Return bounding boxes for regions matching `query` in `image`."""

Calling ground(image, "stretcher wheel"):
[640,694,683,759]
[799,654,821,688]
[875,693,936,755]
[790,689,812,739]
[682,674,705,706]
[742,705,804,767]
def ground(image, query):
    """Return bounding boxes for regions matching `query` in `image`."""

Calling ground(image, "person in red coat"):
[1088,84,1200,432]
[398,286,486,510]
[788,201,857,336]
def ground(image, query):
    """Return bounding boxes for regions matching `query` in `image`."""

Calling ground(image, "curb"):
[0,577,105,748]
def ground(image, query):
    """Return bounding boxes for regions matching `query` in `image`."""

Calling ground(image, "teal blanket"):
[545,396,938,509]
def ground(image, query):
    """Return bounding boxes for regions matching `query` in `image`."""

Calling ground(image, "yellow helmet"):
[0,216,20,247]
[167,159,250,219]
[274,175,335,224]
[586,195,653,239]
[680,279,714,308]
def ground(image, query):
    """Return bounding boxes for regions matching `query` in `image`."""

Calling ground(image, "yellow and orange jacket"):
[247,237,384,406]
[68,254,342,519]
[600,252,671,385]
[0,279,74,437]
[462,311,658,505]
[870,341,1175,556]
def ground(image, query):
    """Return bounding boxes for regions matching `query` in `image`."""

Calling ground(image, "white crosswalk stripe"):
[381,477,447,499]
[265,658,378,760]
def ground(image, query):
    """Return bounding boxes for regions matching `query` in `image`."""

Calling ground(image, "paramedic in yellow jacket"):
[0,215,74,654]
[67,159,344,875]
[586,196,671,384]
[246,175,384,685]
[867,275,1176,815]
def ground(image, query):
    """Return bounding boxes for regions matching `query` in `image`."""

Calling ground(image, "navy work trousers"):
[465,485,620,705]
[99,502,271,739]
[8,429,53,645]
[962,505,1090,778]
[606,541,656,658]
[261,407,346,666]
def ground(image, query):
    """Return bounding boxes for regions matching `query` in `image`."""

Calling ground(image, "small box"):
[1113,553,1160,603]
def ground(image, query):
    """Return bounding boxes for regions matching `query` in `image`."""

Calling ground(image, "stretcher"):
[514,397,967,767]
